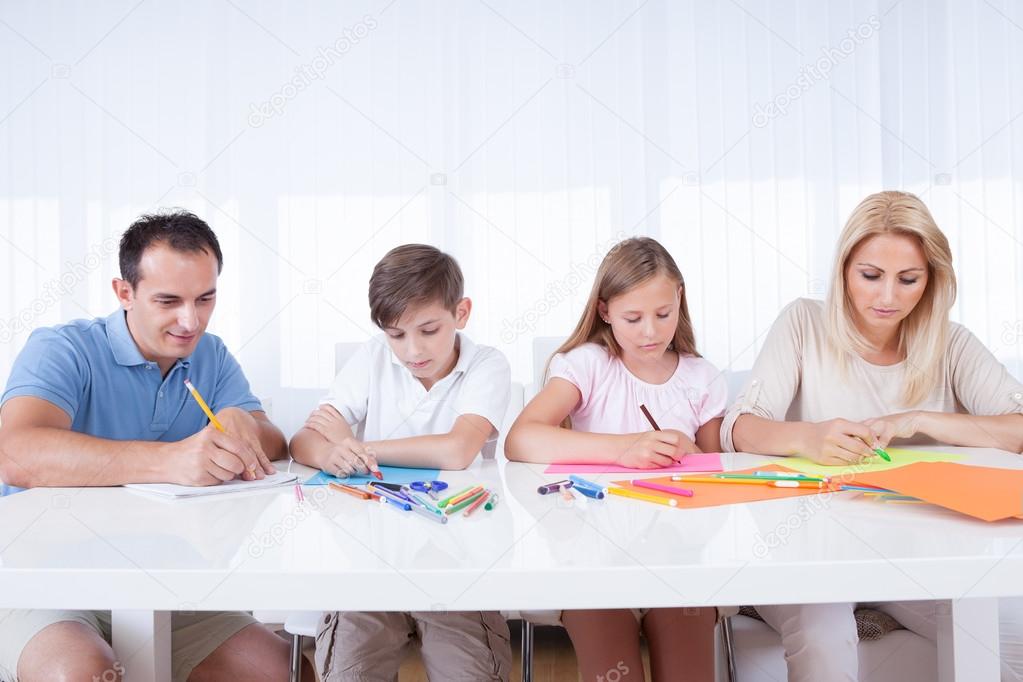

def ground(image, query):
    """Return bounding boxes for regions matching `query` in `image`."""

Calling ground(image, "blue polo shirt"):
[1,309,262,443]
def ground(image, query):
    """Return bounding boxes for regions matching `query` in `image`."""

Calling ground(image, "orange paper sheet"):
[612,464,825,510]
[848,462,1023,522]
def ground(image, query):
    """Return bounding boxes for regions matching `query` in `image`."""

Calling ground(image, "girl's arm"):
[504,378,679,467]
[694,417,722,453]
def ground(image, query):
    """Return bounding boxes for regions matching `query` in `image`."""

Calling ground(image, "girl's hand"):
[802,418,880,465]
[863,411,923,450]
[616,430,680,468]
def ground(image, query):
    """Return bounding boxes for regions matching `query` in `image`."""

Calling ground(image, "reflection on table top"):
[1,447,1021,612]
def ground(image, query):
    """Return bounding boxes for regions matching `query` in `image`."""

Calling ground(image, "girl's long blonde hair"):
[825,191,957,406]
[548,237,699,377]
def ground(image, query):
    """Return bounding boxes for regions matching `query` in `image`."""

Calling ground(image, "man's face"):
[113,244,219,370]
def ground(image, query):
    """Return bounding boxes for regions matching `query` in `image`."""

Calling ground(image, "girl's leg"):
[643,607,716,682]
[562,609,644,682]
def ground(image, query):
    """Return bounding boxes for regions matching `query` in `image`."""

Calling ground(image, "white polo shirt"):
[320,332,511,442]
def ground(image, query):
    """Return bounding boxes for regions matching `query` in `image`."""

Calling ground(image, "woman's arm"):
[867,411,1023,453]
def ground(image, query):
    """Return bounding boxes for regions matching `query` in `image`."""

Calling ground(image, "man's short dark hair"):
[119,210,223,288]
[369,244,464,329]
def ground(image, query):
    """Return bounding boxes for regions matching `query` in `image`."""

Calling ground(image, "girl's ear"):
[597,299,609,323]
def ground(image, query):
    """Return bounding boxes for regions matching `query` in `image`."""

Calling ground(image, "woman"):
[722,190,1023,681]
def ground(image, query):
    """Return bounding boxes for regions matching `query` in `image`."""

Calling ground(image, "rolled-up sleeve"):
[720,300,809,451]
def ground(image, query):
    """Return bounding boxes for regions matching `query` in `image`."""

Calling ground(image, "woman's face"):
[844,233,929,341]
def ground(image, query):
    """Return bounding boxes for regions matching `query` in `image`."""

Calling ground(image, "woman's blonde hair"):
[825,191,957,406]
[548,236,699,377]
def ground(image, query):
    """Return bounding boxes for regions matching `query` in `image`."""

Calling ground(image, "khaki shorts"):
[0,609,256,682]
[315,610,512,682]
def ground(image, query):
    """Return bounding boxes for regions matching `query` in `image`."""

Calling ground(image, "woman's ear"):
[597,299,609,323]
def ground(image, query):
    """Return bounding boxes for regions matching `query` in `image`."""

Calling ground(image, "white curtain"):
[1,0,1021,435]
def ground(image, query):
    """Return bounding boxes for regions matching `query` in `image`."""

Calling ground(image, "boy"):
[291,244,512,681]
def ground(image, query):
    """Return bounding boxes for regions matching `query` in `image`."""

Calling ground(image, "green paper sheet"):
[777,448,963,477]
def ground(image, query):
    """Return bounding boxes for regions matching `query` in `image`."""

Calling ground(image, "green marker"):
[445,490,487,515]
[873,447,891,461]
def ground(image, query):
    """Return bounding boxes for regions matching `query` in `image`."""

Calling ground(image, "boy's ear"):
[454,297,471,329]
[112,278,135,311]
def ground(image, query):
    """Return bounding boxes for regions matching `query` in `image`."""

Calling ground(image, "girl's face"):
[598,273,682,362]
[844,233,929,342]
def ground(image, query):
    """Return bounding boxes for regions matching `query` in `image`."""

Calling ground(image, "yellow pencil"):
[184,379,226,432]
[607,486,678,507]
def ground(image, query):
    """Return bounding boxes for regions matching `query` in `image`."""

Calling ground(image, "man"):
[0,210,307,681]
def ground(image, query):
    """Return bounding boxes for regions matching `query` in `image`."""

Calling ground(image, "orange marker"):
[463,490,491,517]
[447,485,484,507]
[329,482,371,500]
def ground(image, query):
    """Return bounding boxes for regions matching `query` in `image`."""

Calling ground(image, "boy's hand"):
[322,438,379,478]
[304,405,350,445]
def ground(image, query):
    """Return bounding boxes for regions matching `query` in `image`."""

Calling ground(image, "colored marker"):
[329,482,371,500]
[484,493,500,511]
[463,491,491,517]
[672,476,826,489]
[568,475,604,490]
[438,486,474,508]
[369,484,416,506]
[607,486,678,507]
[445,490,486,515]
[446,485,484,507]
[631,479,694,497]
[412,503,448,523]
[538,480,574,495]
[380,495,412,512]
[873,447,891,462]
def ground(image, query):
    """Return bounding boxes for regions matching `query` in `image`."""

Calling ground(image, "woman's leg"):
[643,607,716,682]
[756,602,857,682]
[562,609,644,682]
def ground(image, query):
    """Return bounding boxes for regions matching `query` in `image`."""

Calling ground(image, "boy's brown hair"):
[369,244,464,328]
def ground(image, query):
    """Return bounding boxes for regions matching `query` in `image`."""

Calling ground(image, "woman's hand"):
[863,411,923,450]
[801,418,881,465]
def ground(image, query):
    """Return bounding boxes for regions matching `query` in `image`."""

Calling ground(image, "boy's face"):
[383,297,471,388]
[112,244,219,373]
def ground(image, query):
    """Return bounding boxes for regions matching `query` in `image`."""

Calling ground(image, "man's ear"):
[454,297,472,329]
[112,278,135,310]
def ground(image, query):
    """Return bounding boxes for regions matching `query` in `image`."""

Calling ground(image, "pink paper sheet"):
[543,452,723,475]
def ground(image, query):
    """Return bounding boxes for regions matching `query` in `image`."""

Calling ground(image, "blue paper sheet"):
[304,465,442,486]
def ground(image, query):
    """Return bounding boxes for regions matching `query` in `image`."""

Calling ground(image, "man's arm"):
[0,396,268,487]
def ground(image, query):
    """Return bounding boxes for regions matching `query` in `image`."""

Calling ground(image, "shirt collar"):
[105,309,192,370]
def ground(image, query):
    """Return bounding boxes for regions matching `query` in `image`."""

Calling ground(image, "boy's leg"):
[314,611,414,682]
[562,609,643,682]
[643,607,716,682]
[413,611,512,682]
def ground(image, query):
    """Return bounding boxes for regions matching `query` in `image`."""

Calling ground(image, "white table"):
[1,447,1021,682]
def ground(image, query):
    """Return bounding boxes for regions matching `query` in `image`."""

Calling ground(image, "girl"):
[723,190,1023,681]
[506,236,722,682]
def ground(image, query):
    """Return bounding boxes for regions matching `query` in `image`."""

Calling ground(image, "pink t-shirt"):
[548,342,728,438]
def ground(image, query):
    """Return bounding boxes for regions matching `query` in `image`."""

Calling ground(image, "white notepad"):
[124,470,299,498]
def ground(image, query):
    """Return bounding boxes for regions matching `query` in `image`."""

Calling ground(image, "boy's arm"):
[363,414,495,470]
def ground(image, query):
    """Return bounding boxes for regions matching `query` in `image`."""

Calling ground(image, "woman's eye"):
[862,273,880,281]
[899,278,918,285]
[625,318,640,324]
[657,313,670,319]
